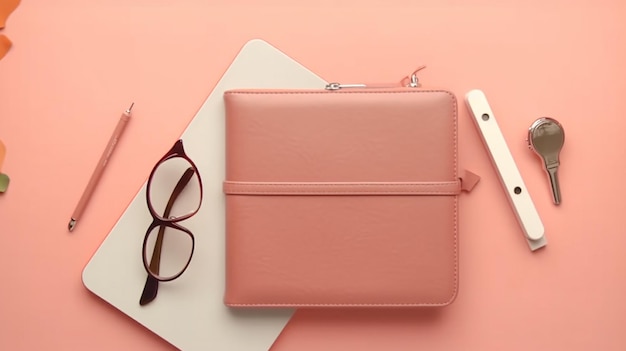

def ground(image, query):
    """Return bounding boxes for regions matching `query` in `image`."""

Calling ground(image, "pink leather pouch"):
[223,84,479,308]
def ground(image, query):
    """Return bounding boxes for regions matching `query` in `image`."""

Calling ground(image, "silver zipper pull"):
[324,82,400,91]
[325,65,427,90]
[407,73,419,87]
[325,83,367,90]
[401,65,426,88]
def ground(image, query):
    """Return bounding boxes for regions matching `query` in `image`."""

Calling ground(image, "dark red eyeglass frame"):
[141,139,203,283]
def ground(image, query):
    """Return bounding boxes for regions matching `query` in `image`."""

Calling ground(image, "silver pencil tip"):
[68,219,76,232]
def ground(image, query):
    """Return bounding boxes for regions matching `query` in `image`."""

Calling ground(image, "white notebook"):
[82,39,327,351]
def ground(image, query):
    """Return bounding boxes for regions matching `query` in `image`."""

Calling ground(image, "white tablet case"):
[82,39,327,351]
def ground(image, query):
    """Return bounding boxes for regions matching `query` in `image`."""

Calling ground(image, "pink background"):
[1,0,625,350]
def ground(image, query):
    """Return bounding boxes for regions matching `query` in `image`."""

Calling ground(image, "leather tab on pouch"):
[460,169,480,192]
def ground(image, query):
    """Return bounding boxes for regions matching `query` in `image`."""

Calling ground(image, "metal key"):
[527,117,565,205]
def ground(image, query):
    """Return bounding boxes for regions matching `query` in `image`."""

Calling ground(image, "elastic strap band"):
[223,180,462,196]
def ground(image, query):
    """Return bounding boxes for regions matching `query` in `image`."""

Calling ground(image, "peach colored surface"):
[0,140,5,170]
[0,1,624,350]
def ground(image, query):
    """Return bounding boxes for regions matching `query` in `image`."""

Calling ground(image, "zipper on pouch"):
[324,65,426,91]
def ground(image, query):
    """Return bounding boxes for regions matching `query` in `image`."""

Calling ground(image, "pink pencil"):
[68,103,133,232]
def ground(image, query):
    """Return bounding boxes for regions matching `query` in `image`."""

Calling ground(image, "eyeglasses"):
[139,139,203,306]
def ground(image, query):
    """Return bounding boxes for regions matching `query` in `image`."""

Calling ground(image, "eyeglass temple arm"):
[148,167,196,274]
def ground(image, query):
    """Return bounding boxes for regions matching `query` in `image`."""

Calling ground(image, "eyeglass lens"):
[148,156,201,219]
